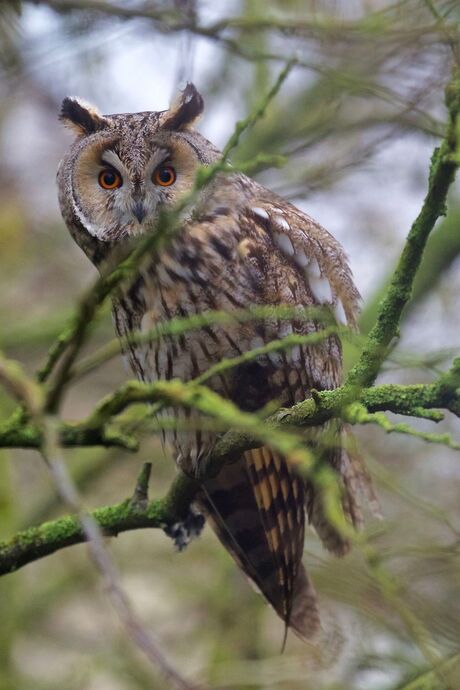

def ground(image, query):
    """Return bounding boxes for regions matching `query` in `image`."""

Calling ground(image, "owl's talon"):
[164,509,205,551]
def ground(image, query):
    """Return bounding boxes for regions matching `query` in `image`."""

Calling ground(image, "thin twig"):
[40,416,205,690]
[70,305,337,381]
[345,76,460,390]
[0,351,43,414]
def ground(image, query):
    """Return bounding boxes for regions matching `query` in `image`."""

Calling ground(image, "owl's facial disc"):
[59,87,214,246]
[70,145,176,241]
[95,148,183,235]
[68,127,202,243]
[98,140,198,240]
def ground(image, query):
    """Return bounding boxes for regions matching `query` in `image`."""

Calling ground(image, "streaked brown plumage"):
[57,84,372,641]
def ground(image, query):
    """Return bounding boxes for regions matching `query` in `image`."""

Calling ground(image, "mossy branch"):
[1,64,460,583]
[0,357,459,577]
[0,470,203,576]
[0,363,459,576]
[1,363,459,452]
[346,75,460,390]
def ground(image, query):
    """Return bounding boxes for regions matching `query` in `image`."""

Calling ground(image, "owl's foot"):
[164,507,205,551]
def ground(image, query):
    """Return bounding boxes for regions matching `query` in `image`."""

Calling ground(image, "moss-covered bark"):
[0,498,175,576]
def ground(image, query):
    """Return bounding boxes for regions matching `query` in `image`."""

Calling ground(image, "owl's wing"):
[159,195,367,640]
[232,197,372,548]
[243,197,361,332]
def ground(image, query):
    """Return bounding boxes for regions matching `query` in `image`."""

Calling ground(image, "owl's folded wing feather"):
[244,195,361,329]
[237,195,376,540]
[154,186,373,638]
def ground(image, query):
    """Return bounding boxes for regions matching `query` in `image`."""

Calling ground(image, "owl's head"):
[57,84,219,260]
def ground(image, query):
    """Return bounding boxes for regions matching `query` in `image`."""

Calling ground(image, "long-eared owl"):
[57,84,370,641]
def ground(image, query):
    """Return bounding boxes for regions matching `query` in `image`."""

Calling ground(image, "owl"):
[57,84,370,642]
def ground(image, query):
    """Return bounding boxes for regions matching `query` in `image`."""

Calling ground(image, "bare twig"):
[346,75,460,390]
[40,416,205,690]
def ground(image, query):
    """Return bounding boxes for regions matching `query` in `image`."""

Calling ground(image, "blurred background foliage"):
[0,1,459,689]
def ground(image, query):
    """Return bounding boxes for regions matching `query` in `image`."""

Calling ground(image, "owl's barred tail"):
[196,447,320,641]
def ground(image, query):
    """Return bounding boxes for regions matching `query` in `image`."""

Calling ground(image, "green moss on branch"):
[346,78,460,389]
[0,497,173,576]
[1,359,458,577]
[0,415,139,451]
[0,365,458,453]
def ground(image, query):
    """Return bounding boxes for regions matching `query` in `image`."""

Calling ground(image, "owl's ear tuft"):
[60,97,107,136]
[162,83,204,131]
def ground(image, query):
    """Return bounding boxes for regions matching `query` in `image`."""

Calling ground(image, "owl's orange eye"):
[98,168,122,190]
[153,165,176,187]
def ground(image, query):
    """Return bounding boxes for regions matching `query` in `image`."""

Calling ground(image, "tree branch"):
[1,366,459,451]
[26,1,460,45]
[346,74,460,389]
[1,358,458,578]
[0,469,199,576]
[1,48,460,591]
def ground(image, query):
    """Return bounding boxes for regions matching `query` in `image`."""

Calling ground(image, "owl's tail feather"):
[197,447,320,641]
[306,425,380,557]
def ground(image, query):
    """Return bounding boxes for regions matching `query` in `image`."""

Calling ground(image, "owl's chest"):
[114,266,255,391]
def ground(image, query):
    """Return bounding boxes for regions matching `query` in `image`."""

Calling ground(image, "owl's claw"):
[164,508,205,551]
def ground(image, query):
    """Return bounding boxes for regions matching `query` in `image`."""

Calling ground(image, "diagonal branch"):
[1,356,459,578]
[346,75,460,389]
[39,416,203,690]
[0,350,43,414]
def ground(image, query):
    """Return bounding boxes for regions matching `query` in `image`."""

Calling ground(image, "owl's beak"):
[133,201,146,224]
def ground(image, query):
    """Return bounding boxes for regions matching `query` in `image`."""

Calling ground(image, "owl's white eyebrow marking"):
[145,149,171,175]
[101,149,126,174]
[152,152,171,167]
